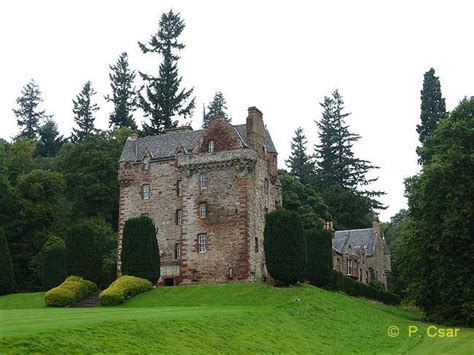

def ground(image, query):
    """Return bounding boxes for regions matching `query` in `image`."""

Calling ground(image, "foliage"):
[6,138,36,183]
[71,81,99,143]
[139,10,195,135]
[0,228,15,295]
[36,118,63,158]
[65,218,116,286]
[204,91,229,127]
[305,228,332,287]
[12,80,51,140]
[44,276,97,307]
[39,236,66,291]
[401,98,474,326]
[121,216,160,283]
[105,52,138,130]
[99,275,152,306]
[279,171,330,231]
[416,68,446,163]
[285,127,313,184]
[264,210,305,285]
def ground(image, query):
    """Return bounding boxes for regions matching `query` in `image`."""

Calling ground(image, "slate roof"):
[332,228,375,256]
[120,124,277,162]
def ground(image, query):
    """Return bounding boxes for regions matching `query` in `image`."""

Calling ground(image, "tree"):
[66,218,115,286]
[13,79,51,140]
[40,236,66,290]
[6,138,36,183]
[0,228,15,295]
[36,118,63,157]
[121,216,160,283]
[264,210,305,285]
[285,127,313,184]
[105,52,138,130]
[139,10,195,135]
[71,81,99,143]
[416,68,446,163]
[305,228,332,287]
[203,91,229,127]
[402,98,474,326]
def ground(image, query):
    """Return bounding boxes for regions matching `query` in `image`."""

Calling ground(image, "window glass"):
[199,173,208,189]
[143,184,150,200]
[198,233,207,253]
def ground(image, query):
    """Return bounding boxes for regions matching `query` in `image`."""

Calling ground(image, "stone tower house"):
[117,107,282,285]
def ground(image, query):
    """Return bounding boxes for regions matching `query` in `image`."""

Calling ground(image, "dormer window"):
[208,140,215,153]
[143,156,150,171]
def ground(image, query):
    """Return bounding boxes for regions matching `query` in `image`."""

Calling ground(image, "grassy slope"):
[0,283,472,354]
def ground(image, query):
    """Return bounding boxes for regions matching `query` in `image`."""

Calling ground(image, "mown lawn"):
[0,283,472,353]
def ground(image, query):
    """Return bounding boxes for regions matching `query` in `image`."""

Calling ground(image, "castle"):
[117,107,282,285]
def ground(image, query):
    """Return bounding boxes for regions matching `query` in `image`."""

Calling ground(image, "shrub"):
[40,236,66,290]
[44,275,98,307]
[305,228,332,287]
[121,216,160,283]
[0,228,15,295]
[264,210,305,285]
[99,275,152,306]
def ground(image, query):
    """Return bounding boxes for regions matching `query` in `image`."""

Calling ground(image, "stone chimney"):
[324,221,335,237]
[129,131,139,141]
[372,214,381,237]
[246,106,266,157]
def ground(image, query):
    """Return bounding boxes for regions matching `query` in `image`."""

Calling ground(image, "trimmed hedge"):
[99,275,152,306]
[305,228,333,287]
[330,270,401,306]
[44,276,98,307]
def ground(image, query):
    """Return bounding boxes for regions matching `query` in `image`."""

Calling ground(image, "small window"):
[199,203,207,219]
[359,269,362,282]
[143,184,150,200]
[198,233,207,253]
[264,179,269,208]
[177,180,182,196]
[228,267,234,279]
[347,259,353,276]
[208,140,215,153]
[192,271,198,280]
[143,156,150,171]
[199,173,208,189]
[262,145,266,156]
[175,243,181,259]
[254,237,259,253]
[175,209,182,225]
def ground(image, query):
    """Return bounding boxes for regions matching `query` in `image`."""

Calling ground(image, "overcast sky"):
[1,0,473,221]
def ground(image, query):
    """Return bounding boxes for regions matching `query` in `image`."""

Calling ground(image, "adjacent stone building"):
[117,107,282,285]
[331,216,391,288]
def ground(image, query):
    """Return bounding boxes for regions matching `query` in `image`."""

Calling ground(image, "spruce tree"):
[71,81,99,143]
[416,68,447,164]
[36,119,63,157]
[0,228,15,295]
[13,79,51,140]
[138,10,195,135]
[203,91,229,127]
[105,52,138,130]
[285,127,313,184]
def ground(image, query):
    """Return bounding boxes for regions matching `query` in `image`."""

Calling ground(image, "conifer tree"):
[36,119,63,157]
[13,80,51,140]
[203,91,229,127]
[138,10,195,135]
[71,81,99,143]
[285,127,313,184]
[416,68,446,164]
[105,52,138,130]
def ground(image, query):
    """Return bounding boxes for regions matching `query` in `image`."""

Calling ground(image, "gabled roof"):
[332,228,375,257]
[120,124,277,162]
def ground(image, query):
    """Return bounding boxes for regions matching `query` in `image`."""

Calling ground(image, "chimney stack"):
[246,106,266,157]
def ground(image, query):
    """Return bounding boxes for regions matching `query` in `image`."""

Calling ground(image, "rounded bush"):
[99,275,152,306]
[44,275,98,307]
[44,287,75,307]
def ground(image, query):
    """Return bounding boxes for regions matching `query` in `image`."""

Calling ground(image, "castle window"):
[199,203,207,219]
[359,269,362,282]
[175,243,181,259]
[228,267,234,279]
[198,233,207,253]
[143,156,150,171]
[142,184,150,200]
[264,179,269,208]
[199,173,208,189]
[254,237,259,253]
[347,259,353,276]
[365,271,369,283]
[192,271,198,280]
[177,180,182,196]
[175,209,182,225]
[208,140,215,153]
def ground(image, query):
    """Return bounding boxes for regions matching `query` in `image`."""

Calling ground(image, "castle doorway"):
[163,278,175,286]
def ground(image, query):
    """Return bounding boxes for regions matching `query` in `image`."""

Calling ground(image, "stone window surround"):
[198,233,207,253]
[347,259,353,276]
[175,243,181,259]
[142,184,150,200]
[208,140,215,153]
[143,156,150,171]
[176,209,182,225]
[254,237,259,253]
[177,180,182,196]
[199,202,207,219]
[199,173,208,189]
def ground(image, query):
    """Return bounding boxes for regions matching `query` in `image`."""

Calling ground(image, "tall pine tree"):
[138,10,195,135]
[13,80,51,140]
[37,119,63,157]
[203,91,229,127]
[105,52,138,130]
[416,68,446,164]
[71,81,99,143]
[285,127,313,184]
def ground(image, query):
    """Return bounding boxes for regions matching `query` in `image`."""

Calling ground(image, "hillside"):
[0,283,472,353]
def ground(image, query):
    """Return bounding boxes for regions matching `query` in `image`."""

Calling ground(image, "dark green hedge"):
[305,228,332,287]
[41,236,66,291]
[330,270,401,306]
[0,228,15,295]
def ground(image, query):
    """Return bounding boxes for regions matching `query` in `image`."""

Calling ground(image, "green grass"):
[0,283,472,354]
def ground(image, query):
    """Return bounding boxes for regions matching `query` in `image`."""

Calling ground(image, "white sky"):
[1,0,473,222]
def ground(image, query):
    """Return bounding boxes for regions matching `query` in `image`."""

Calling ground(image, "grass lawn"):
[0,283,472,353]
